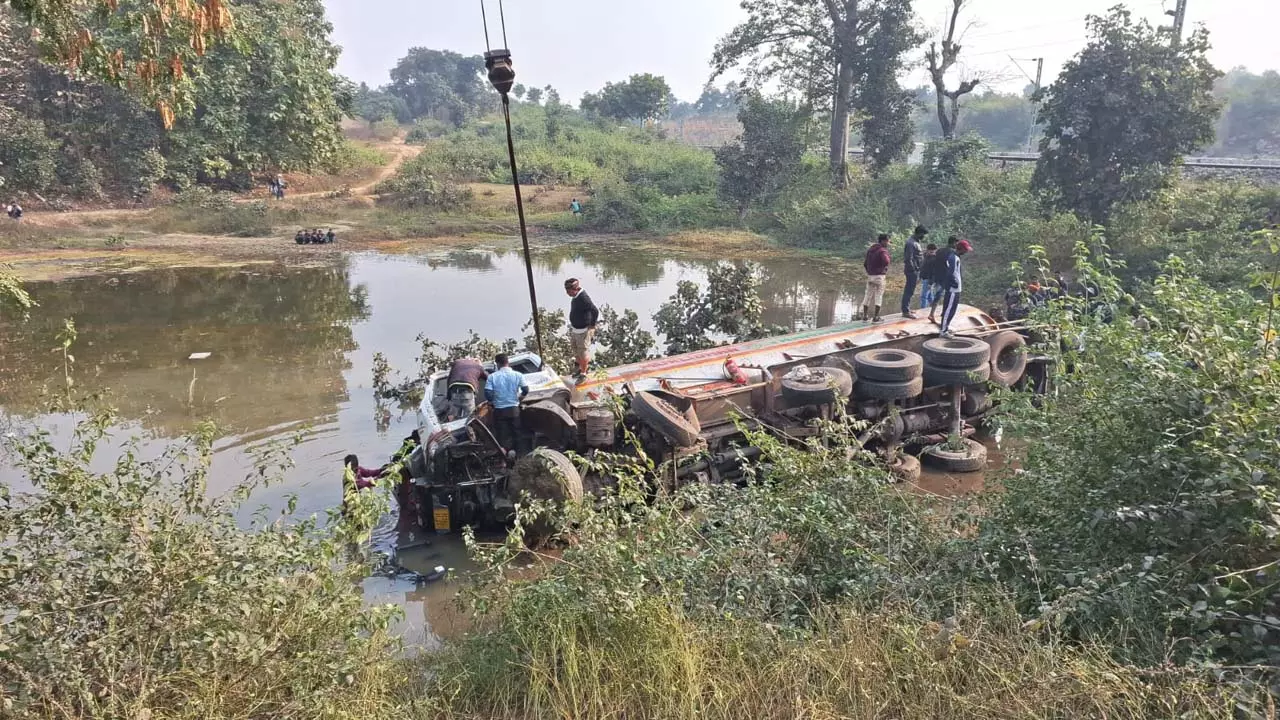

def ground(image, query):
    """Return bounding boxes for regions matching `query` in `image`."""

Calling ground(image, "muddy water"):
[0,239,888,647]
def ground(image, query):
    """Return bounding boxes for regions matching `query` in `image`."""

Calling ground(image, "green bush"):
[151,187,275,236]
[404,117,454,144]
[388,106,726,230]
[982,244,1280,670]
[0,114,59,194]
[0,401,416,719]
[318,139,389,176]
[375,154,473,209]
[57,156,106,200]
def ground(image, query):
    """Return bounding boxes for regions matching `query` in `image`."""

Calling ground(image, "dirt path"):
[289,139,420,200]
[20,138,420,228]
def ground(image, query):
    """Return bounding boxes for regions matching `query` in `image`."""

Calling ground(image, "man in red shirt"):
[859,233,892,324]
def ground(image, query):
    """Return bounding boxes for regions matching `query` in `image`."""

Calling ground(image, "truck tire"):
[921,337,990,369]
[854,349,924,382]
[508,448,583,547]
[923,362,992,388]
[854,376,924,401]
[509,448,584,503]
[923,438,988,473]
[781,367,854,407]
[888,454,921,484]
[821,355,857,378]
[987,331,1029,388]
[961,389,992,416]
[631,392,701,447]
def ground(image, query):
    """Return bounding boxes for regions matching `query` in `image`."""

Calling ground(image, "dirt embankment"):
[0,138,778,282]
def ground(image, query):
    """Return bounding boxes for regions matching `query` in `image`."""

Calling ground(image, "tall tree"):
[713,0,921,187]
[1214,69,1280,157]
[387,48,489,126]
[1032,8,1221,224]
[4,0,233,124]
[354,83,409,127]
[526,86,543,105]
[543,85,565,140]
[714,92,808,220]
[580,73,672,124]
[925,0,980,139]
[162,0,349,184]
[695,82,742,115]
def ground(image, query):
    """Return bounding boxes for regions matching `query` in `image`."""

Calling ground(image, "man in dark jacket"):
[445,357,487,420]
[859,233,892,323]
[901,225,926,318]
[565,278,599,382]
[939,239,973,337]
[928,237,958,324]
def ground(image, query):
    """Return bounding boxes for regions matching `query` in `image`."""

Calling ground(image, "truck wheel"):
[631,392,701,447]
[923,362,991,387]
[854,376,924,401]
[854,349,924,382]
[923,438,988,473]
[888,454,921,484]
[821,355,857,378]
[921,337,990,369]
[508,448,583,547]
[961,389,992,416]
[509,448,584,502]
[987,332,1028,388]
[781,367,854,407]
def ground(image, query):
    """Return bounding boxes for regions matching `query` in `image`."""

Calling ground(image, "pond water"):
[0,239,894,646]
[0,239,1000,648]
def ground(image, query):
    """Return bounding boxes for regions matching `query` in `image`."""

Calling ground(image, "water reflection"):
[0,262,370,438]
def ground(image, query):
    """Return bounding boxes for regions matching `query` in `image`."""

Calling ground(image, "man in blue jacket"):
[938,239,973,338]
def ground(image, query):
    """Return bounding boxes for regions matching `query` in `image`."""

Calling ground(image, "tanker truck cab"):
[404,352,573,531]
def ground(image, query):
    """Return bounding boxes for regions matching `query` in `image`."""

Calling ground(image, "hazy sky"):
[323,0,1279,104]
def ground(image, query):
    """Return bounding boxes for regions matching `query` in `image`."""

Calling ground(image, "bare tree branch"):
[926,0,981,139]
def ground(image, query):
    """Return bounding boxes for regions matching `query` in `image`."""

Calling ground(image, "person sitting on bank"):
[484,353,529,455]
[570,198,583,216]
[326,228,336,244]
[446,357,487,420]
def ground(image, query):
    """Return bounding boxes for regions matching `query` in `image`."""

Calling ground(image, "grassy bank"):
[426,603,1234,720]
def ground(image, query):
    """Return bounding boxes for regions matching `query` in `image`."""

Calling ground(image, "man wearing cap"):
[939,238,973,338]
[565,278,599,383]
[902,225,927,319]
[859,233,892,324]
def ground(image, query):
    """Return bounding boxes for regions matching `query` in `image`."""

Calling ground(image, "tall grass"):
[426,601,1237,720]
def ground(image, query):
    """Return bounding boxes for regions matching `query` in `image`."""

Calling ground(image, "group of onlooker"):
[859,225,973,338]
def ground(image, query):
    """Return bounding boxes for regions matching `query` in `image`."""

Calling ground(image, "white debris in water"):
[188,352,212,360]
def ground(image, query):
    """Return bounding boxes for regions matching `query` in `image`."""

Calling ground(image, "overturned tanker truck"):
[399,305,1047,534]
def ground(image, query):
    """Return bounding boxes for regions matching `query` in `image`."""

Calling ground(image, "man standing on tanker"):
[901,225,926,319]
[858,233,891,324]
[938,239,973,338]
[565,278,599,383]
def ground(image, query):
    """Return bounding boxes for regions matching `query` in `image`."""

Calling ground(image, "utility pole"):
[1011,56,1044,153]
[1167,0,1188,49]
